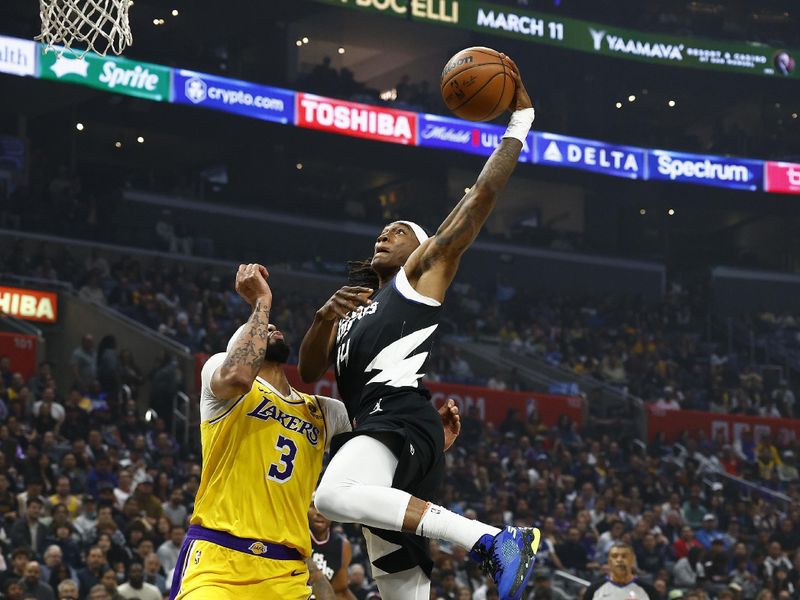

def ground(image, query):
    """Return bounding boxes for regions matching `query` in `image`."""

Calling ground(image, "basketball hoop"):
[37,0,133,57]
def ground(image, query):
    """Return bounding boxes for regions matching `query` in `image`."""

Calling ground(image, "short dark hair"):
[608,542,634,555]
[11,547,32,560]
[27,497,44,508]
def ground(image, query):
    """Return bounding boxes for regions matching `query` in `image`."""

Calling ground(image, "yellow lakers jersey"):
[191,374,327,557]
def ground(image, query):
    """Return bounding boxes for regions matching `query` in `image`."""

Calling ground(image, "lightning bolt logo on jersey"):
[334,268,442,423]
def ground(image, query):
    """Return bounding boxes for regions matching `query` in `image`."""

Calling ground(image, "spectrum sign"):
[648,150,763,191]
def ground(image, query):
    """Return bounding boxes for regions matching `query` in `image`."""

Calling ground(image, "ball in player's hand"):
[440,47,516,122]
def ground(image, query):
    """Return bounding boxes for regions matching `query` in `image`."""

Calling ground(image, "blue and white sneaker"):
[469,526,541,600]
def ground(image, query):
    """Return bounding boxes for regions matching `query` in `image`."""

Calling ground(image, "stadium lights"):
[295,40,302,47]
[615,102,623,109]
[114,141,122,148]
[628,94,636,102]
[137,136,145,144]
[302,37,309,44]
[668,100,677,107]
[668,208,676,216]
[338,47,346,55]
[153,18,165,25]
[639,208,646,215]
[171,9,179,16]
[76,122,85,131]
[296,163,303,170]
[464,187,471,193]
[793,113,798,119]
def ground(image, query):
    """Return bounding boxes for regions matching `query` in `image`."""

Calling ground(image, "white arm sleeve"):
[199,353,241,422]
[317,396,351,450]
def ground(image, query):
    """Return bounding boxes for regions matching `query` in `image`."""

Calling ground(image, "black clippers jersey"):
[334,268,442,422]
[310,531,344,583]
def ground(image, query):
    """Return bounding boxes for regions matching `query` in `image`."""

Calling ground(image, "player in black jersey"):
[299,55,540,600]
[308,501,356,600]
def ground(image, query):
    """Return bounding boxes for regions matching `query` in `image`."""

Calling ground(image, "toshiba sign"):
[296,93,417,145]
[0,286,58,323]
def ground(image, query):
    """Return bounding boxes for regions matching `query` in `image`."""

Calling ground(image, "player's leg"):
[362,528,430,600]
[315,434,540,599]
[316,434,498,549]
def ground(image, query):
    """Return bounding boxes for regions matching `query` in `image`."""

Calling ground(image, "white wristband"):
[502,108,535,144]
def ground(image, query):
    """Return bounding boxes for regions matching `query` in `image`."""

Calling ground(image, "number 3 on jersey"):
[267,435,297,482]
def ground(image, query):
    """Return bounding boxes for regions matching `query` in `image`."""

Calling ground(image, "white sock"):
[415,504,501,549]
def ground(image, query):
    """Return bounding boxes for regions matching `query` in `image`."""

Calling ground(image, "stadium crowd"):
[2,238,798,417]
[1,341,800,600]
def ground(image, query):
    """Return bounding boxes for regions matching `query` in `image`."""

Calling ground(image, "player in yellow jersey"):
[169,263,351,600]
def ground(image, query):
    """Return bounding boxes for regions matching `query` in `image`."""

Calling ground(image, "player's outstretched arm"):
[298,286,372,383]
[406,55,534,301]
[210,263,272,399]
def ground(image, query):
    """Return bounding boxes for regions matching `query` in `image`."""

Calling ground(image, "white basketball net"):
[37,0,133,57]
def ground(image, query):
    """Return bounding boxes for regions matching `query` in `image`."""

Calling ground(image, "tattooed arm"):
[210,263,273,400]
[405,56,533,302]
[307,557,337,600]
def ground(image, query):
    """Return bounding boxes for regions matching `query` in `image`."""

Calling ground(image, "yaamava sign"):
[40,50,171,101]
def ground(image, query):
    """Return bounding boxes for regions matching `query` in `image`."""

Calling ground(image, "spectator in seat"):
[161,488,187,527]
[530,570,570,600]
[49,477,80,520]
[71,335,96,391]
[77,546,108,596]
[556,527,592,574]
[0,548,32,592]
[56,579,78,600]
[98,569,124,600]
[763,542,792,579]
[682,487,707,529]
[116,562,160,600]
[696,514,728,549]
[142,553,167,596]
[673,546,706,589]
[4,581,25,600]
[19,560,55,600]
[40,545,76,588]
[10,497,47,559]
[132,476,162,522]
[86,584,111,600]
[156,526,184,575]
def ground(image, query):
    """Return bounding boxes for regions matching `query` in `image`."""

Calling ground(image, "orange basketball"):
[440,47,515,122]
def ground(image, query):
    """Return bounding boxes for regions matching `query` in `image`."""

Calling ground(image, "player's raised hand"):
[317,286,373,321]
[500,53,533,112]
[235,263,272,308]
[439,399,461,451]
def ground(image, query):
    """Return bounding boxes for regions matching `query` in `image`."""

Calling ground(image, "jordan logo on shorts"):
[369,398,384,414]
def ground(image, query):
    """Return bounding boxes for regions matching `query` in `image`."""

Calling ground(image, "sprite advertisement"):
[311,0,799,80]
[39,50,171,101]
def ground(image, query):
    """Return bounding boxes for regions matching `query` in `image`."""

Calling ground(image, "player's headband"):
[396,221,429,245]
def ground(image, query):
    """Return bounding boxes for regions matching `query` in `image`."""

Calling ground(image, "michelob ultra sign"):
[0,286,58,323]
